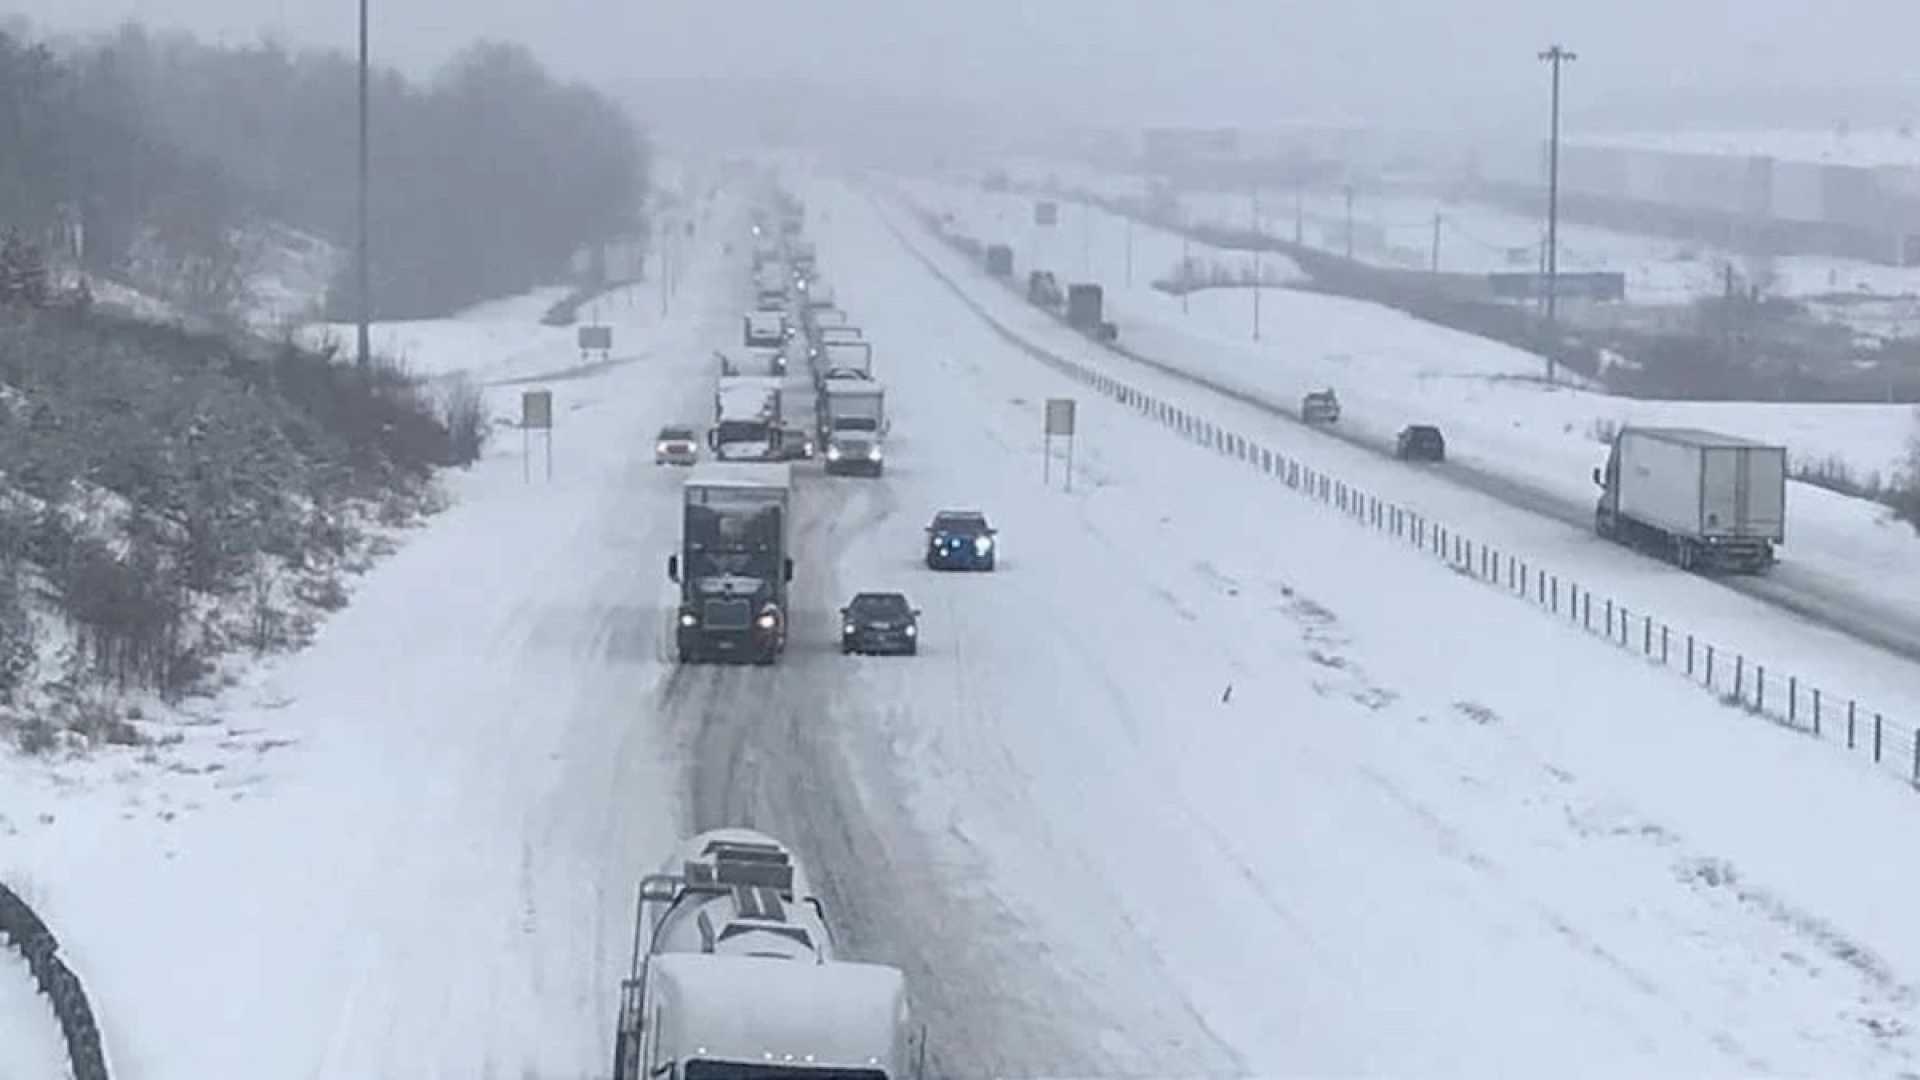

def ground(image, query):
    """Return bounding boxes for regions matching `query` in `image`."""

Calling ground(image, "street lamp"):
[356,0,371,371]
[1539,43,1576,383]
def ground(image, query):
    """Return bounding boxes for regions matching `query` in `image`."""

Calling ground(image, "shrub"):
[441,375,489,467]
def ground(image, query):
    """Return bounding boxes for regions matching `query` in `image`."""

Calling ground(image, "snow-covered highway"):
[7,171,1920,1078]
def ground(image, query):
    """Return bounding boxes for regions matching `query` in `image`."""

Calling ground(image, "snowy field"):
[1010,158,1920,303]
[304,284,603,383]
[10,164,1920,1078]
[0,945,68,1079]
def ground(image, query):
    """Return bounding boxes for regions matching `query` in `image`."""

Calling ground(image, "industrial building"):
[1477,130,1920,267]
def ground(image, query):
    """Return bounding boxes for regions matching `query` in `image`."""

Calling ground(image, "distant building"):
[1475,129,1920,266]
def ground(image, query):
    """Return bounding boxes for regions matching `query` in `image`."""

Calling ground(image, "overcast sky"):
[13,1,1920,132]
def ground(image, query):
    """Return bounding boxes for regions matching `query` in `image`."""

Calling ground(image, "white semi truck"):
[612,829,921,1080]
[712,376,786,461]
[1593,426,1787,573]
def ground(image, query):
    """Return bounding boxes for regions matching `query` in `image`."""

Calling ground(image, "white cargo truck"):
[612,829,923,1080]
[1593,426,1786,573]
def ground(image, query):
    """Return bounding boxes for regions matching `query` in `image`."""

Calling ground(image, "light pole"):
[1251,188,1261,340]
[1539,43,1577,383]
[355,0,371,371]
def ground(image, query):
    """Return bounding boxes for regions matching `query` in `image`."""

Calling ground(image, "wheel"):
[1675,538,1696,571]
[905,643,918,656]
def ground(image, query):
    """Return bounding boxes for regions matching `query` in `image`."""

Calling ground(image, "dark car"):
[840,592,920,655]
[1396,424,1446,462]
[925,510,997,570]
[777,425,815,461]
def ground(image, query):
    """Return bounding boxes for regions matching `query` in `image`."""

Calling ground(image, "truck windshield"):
[716,420,771,443]
[686,504,781,580]
[684,1063,887,1080]
[834,418,878,433]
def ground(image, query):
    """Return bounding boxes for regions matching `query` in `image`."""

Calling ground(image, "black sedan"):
[1395,424,1447,462]
[840,592,920,655]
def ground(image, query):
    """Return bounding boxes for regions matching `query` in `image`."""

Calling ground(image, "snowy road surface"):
[7,171,1920,1078]
[890,174,1920,743]
[0,945,68,1079]
[898,173,1920,682]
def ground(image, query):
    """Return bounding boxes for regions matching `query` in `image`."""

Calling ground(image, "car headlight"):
[826,446,842,461]
[656,442,669,453]
[679,612,697,627]
[974,536,993,554]
[869,446,883,460]
[903,624,916,637]
[756,612,777,629]
[843,623,856,635]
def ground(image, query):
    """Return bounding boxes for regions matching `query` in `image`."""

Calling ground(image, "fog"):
[14,0,1920,134]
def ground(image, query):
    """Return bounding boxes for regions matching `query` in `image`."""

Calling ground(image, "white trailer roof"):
[1629,427,1784,451]
[686,462,793,490]
[651,954,905,1072]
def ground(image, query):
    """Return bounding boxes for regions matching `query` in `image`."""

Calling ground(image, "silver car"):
[655,425,701,466]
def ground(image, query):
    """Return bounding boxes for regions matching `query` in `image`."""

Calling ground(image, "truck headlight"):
[869,446,883,460]
[656,442,669,454]
[679,612,697,627]
[826,446,842,461]
[756,612,777,630]
[843,623,856,635]
[974,536,993,554]
[903,624,916,637]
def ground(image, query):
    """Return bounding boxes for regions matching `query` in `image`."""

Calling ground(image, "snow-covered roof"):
[686,463,793,490]
[649,954,906,1072]
[1570,129,1920,170]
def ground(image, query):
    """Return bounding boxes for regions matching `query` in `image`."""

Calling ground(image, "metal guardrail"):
[890,198,1920,793]
[1,882,111,1080]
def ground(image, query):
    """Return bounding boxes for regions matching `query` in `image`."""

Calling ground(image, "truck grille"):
[703,598,753,630]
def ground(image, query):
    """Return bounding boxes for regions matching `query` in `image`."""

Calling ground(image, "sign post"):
[1044,397,1076,492]
[577,324,613,360]
[522,389,554,482]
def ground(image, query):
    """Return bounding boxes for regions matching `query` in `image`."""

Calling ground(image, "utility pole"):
[1181,230,1191,316]
[1251,188,1262,340]
[1431,212,1443,273]
[355,0,371,371]
[1343,184,1355,260]
[1539,43,1577,383]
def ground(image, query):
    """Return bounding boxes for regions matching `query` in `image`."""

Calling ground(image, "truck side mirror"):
[784,557,794,583]
[667,554,679,582]
[707,429,718,450]
[1591,466,1603,487]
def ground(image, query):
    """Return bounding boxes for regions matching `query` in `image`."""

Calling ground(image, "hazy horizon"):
[11,2,1920,137]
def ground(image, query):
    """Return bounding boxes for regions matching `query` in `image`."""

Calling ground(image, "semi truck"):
[1593,426,1787,573]
[666,466,794,664]
[821,381,888,476]
[711,375,785,461]
[612,829,919,1080]
[1066,283,1118,341]
[817,341,874,384]
[743,310,785,348]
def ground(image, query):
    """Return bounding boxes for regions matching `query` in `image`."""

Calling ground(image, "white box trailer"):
[1594,426,1786,573]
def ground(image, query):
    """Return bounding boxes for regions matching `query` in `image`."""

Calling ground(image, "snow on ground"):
[895,174,1920,682]
[0,945,68,1079]
[303,284,613,383]
[1006,158,1920,303]
[797,176,1920,1076]
[0,192,739,1079]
